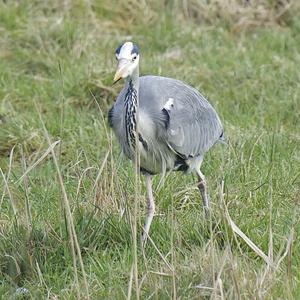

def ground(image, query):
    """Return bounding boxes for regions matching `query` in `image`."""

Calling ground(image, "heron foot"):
[203,202,210,218]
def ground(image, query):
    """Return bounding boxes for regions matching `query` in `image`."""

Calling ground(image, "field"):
[0,0,300,299]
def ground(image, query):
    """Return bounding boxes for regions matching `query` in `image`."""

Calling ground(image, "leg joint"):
[146,199,155,214]
[198,181,206,191]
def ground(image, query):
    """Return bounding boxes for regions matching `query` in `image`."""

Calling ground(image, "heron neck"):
[125,67,139,94]
[124,67,139,150]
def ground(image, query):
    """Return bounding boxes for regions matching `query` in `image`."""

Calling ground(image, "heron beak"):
[113,60,129,84]
[113,69,123,84]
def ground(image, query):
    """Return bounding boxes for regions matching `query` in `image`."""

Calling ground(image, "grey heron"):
[108,41,223,244]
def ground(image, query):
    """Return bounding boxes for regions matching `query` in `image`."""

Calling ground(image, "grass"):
[1,0,300,298]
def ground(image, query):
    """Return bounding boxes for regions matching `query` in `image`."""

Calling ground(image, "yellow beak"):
[113,60,129,84]
[113,69,123,83]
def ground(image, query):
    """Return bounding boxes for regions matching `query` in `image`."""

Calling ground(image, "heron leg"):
[196,169,209,215]
[141,173,155,246]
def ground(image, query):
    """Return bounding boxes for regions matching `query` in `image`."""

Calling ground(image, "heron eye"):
[132,55,137,62]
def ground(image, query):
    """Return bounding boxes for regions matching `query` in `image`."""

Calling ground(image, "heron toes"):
[141,231,149,247]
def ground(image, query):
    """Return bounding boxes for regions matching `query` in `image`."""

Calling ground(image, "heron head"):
[113,42,139,83]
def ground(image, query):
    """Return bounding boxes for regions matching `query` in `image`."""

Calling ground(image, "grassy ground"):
[1,0,300,299]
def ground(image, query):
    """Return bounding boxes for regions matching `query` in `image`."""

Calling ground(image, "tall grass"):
[0,0,300,298]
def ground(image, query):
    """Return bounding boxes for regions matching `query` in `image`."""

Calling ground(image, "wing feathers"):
[139,76,223,158]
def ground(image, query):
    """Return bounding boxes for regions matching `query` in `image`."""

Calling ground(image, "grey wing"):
[139,76,223,158]
[108,88,126,146]
[165,92,223,157]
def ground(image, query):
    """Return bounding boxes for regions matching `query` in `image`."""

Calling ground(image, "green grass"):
[1,0,300,299]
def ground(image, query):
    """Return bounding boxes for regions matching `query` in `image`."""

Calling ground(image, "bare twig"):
[220,181,274,267]
[16,140,61,185]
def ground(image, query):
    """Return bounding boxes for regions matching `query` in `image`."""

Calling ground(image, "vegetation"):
[0,0,299,298]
